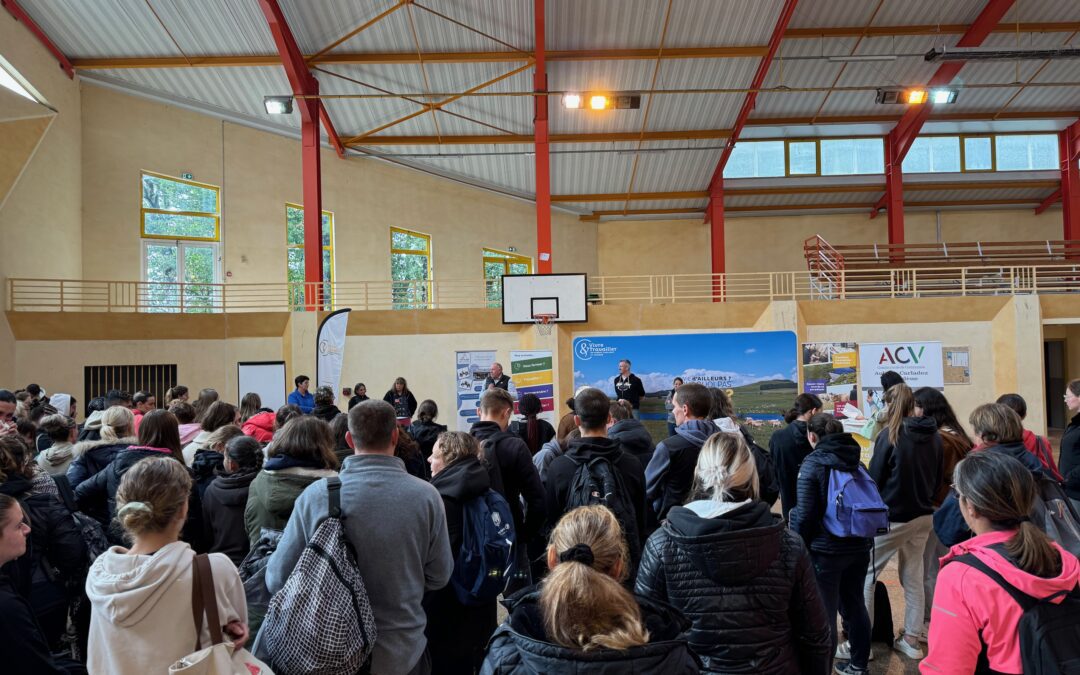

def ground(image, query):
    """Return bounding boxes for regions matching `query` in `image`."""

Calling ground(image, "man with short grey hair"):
[614,358,646,419]
[484,362,510,391]
[267,400,453,675]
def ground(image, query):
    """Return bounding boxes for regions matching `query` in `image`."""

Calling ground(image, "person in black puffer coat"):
[770,393,822,520]
[67,406,136,493]
[408,399,447,464]
[482,504,699,675]
[424,432,498,674]
[202,435,262,566]
[788,414,873,674]
[74,410,205,550]
[0,437,86,652]
[190,425,243,500]
[608,399,655,470]
[1061,378,1080,507]
[636,431,831,675]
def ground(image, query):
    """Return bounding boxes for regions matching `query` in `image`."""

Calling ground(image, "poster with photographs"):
[455,350,497,431]
[801,342,859,418]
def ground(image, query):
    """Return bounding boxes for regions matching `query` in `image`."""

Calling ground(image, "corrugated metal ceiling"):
[10,0,1080,217]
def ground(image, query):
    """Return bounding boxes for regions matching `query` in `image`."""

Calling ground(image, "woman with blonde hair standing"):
[636,432,831,674]
[85,457,248,673]
[482,504,697,673]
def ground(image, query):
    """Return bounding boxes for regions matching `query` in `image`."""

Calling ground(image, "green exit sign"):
[181,172,193,180]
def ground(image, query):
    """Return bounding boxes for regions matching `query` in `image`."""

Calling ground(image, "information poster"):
[510,350,556,426]
[858,341,944,416]
[455,350,497,432]
[801,342,859,418]
[943,346,971,385]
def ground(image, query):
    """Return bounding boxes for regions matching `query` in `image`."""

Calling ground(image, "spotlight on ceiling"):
[263,96,293,115]
[905,89,928,105]
[930,88,958,104]
[589,94,609,110]
[874,88,956,105]
[562,93,582,109]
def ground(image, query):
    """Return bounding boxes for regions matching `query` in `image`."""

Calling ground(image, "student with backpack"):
[922,451,1080,675]
[865,383,943,661]
[637,431,832,674]
[482,505,699,674]
[997,393,1063,480]
[789,414,883,675]
[266,400,453,675]
[544,387,646,578]
[424,431,513,675]
[770,393,822,520]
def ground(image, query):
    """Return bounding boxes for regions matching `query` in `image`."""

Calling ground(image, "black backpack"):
[953,552,1080,675]
[564,454,641,571]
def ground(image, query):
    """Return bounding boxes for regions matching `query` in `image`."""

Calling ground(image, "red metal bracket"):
[1,0,74,79]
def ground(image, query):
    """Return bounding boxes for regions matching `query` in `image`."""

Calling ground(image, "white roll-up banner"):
[316,308,351,395]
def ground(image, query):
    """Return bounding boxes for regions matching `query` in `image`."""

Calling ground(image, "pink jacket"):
[242,411,275,444]
[921,530,1080,674]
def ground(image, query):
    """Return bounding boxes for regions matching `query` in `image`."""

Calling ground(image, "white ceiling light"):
[263,96,293,115]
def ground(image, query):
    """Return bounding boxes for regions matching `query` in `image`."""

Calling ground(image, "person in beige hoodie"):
[85,456,248,674]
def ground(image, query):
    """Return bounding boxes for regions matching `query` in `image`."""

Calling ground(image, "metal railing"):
[9,265,1080,314]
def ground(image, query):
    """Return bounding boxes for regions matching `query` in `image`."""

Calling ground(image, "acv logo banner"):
[858,341,944,391]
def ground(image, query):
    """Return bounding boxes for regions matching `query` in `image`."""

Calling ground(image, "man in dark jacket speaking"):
[613,359,646,418]
[483,362,511,391]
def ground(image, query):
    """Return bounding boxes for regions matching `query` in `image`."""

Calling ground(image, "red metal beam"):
[708,190,725,299]
[885,132,905,258]
[1,0,74,78]
[259,0,326,309]
[1063,125,1080,243]
[1035,189,1061,216]
[1067,119,1080,162]
[534,0,552,274]
[707,0,800,192]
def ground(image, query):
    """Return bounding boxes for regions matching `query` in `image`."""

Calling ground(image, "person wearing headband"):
[482,504,697,673]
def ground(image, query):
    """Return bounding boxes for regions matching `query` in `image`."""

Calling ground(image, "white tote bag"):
[169,554,273,675]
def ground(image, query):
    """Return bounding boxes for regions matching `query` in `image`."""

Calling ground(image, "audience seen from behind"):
[771,392,822,520]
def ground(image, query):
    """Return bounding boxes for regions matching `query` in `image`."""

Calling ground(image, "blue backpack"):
[823,466,890,538]
[450,489,515,606]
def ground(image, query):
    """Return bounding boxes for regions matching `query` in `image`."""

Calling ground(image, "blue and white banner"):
[456,350,497,432]
[573,331,798,423]
[316,309,350,395]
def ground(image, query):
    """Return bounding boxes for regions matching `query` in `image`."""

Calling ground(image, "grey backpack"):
[256,477,377,674]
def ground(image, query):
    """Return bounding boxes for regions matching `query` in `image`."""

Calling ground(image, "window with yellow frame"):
[286,204,333,310]
[482,248,532,306]
[141,171,220,241]
[391,227,432,309]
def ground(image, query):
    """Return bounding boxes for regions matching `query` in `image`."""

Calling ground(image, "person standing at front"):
[613,359,646,420]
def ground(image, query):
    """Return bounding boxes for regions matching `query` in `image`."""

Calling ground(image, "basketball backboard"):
[501,273,588,324]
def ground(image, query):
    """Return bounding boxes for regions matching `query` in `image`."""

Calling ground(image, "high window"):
[482,248,532,306]
[140,172,220,312]
[390,228,432,309]
[286,204,333,310]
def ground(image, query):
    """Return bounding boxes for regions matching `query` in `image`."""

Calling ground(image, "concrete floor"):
[866,557,922,675]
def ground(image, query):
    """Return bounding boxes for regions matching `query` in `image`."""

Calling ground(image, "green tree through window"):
[391,228,431,309]
[286,204,333,311]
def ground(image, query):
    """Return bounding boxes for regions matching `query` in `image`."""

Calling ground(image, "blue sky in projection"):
[573,331,798,395]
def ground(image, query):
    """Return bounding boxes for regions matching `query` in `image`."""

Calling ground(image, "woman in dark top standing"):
[384,377,418,421]
[515,393,556,455]
[347,382,369,410]
[865,383,942,660]
[1061,378,1080,510]
[770,393,822,520]
[202,435,262,566]
[408,399,447,464]
[424,431,498,674]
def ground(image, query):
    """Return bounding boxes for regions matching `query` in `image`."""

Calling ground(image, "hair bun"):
[117,501,152,518]
[558,543,595,566]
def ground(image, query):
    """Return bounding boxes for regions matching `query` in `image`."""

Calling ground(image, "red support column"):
[709,187,725,301]
[301,87,323,310]
[1063,126,1080,256]
[885,130,905,263]
[534,0,552,274]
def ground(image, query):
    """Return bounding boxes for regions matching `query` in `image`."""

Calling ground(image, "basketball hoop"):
[533,313,556,336]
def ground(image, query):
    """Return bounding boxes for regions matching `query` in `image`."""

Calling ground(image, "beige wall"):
[599,208,1064,277]
[0,12,83,385]
[14,337,283,418]
[80,86,597,285]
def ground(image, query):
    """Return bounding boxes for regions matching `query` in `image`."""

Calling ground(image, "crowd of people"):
[0,371,1079,674]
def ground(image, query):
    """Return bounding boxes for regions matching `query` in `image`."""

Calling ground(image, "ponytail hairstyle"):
[164,385,189,406]
[806,412,843,441]
[691,432,759,503]
[520,394,543,455]
[224,435,263,472]
[953,451,1061,577]
[416,399,438,424]
[883,383,914,447]
[541,505,648,651]
[115,457,192,539]
[100,405,136,443]
[784,393,822,424]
